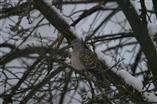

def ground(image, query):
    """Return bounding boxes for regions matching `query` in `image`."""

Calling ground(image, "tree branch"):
[33,0,76,41]
[116,0,157,85]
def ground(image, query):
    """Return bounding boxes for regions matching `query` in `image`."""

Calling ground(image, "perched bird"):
[70,39,107,81]
[70,38,112,98]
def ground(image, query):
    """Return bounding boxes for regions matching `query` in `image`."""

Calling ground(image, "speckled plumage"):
[71,39,111,95]
[70,39,103,80]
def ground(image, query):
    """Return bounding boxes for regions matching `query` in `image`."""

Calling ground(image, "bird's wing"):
[79,49,111,92]
[79,49,105,78]
[79,49,98,70]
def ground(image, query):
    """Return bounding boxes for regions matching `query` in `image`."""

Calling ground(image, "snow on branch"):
[33,0,77,40]
[147,22,157,48]
[115,69,157,102]
[116,0,157,87]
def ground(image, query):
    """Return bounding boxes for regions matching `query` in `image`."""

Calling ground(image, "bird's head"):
[71,39,84,48]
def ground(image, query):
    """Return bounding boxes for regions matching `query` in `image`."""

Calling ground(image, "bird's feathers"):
[79,48,106,81]
[79,49,97,70]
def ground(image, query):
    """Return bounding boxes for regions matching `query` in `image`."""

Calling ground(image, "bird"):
[70,38,112,98]
[70,38,108,82]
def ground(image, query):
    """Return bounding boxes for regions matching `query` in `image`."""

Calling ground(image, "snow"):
[95,46,157,102]
[44,0,69,24]
[96,45,106,61]
[143,92,157,103]
[147,22,157,47]
[114,69,157,102]
[116,70,143,91]
[51,6,69,23]
[70,26,81,38]
[40,0,81,38]
[0,99,2,104]
[148,22,157,37]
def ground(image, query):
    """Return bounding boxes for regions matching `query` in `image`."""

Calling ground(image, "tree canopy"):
[0,0,157,104]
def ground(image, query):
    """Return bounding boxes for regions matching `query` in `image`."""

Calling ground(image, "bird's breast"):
[71,51,85,70]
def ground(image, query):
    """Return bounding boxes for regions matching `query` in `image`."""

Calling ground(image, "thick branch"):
[33,0,76,41]
[116,0,157,84]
